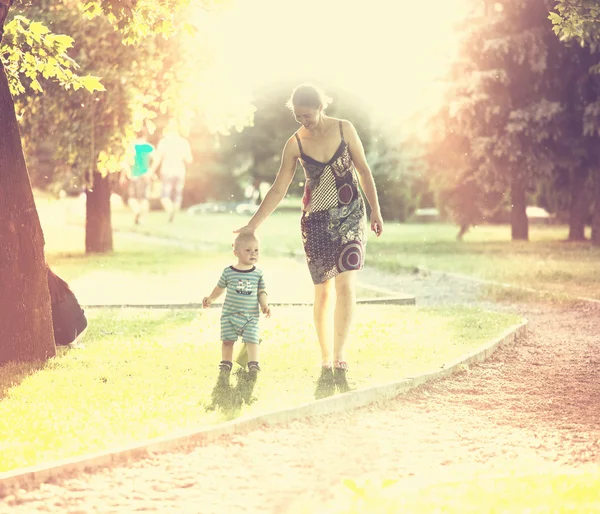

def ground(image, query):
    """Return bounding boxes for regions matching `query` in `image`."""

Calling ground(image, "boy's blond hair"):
[233,232,259,251]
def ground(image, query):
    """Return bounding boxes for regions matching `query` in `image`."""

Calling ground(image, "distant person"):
[151,120,193,222]
[234,83,384,399]
[123,128,154,225]
[202,232,271,376]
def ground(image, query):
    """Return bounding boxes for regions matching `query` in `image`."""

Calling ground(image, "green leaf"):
[80,76,107,93]
[28,21,50,42]
[30,79,43,93]
[548,12,562,25]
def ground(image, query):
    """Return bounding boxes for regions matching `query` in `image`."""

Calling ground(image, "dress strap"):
[294,132,304,155]
[339,120,344,141]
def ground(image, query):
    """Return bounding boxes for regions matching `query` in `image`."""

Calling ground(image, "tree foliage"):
[550,0,600,46]
[428,0,566,239]
[210,81,422,220]
[0,0,235,363]
[1,13,104,96]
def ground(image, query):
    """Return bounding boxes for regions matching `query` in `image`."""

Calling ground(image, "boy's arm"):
[203,286,225,308]
[258,290,270,317]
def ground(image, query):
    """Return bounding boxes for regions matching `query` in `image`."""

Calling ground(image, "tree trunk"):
[592,170,600,246]
[0,16,56,364]
[85,171,113,253]
[568,166,589,241]
[510,176,528,241]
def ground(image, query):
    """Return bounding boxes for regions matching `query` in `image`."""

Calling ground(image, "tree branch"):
[0,0,13,44]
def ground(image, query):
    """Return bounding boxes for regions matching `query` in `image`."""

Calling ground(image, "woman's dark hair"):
[286,83,332,111]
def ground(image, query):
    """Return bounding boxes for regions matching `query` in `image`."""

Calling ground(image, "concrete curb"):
[0,321,527,496]
[81,295,416,310]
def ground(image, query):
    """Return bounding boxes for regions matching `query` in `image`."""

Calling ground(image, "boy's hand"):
[261,304,271,318]
[202,297,212,309]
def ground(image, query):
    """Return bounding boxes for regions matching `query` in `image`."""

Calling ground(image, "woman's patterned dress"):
[295,121,367,284]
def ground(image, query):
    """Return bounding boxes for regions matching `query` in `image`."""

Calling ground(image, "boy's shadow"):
[205,368,259,414]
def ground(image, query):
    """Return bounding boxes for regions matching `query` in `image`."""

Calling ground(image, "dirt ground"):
[1,271,600,513]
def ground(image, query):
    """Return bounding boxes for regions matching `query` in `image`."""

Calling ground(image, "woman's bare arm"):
[344,120,384,236]
[235,136,299,233]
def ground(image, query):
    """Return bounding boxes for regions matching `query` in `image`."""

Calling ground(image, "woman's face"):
[293,105,322,130]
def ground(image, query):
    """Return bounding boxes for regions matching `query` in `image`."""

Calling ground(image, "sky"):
[193,0,471,131]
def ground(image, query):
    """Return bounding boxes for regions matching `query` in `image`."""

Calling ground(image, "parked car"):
[526,206,555,224]
[187,201,259,216]
[411,208,441,223]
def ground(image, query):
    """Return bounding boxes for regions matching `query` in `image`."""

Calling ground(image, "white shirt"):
[155,134,192,179]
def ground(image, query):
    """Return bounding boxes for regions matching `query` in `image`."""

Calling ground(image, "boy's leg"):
[247,343,259,368]
[220,316,238,371]
[221,340,235,362]
[236,342,260,405]
[243,319,260,371]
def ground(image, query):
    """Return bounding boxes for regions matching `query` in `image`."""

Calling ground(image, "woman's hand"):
[202,296,212,308]
[370,211,384,237]
[233,225,256,235]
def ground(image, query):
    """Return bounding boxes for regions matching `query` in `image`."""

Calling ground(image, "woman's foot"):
[333,361,351,393]
[315,365,335,399]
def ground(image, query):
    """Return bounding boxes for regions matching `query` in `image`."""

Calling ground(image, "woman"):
[235,83,383,397]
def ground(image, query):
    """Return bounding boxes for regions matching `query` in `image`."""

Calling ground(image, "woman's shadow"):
[205,367,259,414]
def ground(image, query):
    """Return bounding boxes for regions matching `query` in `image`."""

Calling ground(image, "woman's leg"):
[333,270,358,363]
[313,279,334,366]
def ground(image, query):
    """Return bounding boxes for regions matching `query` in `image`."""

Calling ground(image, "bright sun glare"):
[194,0,470,130]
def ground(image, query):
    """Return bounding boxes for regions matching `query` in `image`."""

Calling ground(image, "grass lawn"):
[0,193,569,476]
[368,223,600,301]
[108,205,600,301]
[41,204,394,304]
[42,194,600,300]
[0,305,522,473]
[44,232,386,305]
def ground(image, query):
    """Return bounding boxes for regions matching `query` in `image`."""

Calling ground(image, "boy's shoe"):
[315,366,335,399]
[219,360,233,372]
[333,361,351,394]
[248,362,261,372]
